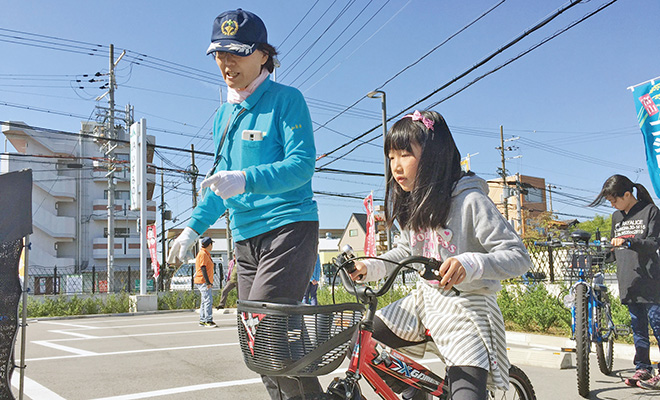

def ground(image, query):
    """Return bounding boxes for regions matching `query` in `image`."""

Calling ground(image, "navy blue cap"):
[206,9,267,56]
[201,237,214,247]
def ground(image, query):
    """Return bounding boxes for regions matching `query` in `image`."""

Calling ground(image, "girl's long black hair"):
[589,174,655,207]
[384,110,467,231]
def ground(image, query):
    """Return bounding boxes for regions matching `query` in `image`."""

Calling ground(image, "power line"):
[279,0,357,80]
[318,0,615,168]
[277,0,321,49]
[286,0,379,85]
[294,0,391,89]
[278,0,339,62]
[310,0,508,143]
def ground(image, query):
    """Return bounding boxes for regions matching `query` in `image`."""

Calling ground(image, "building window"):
[104,227,130,238]
[349,229,358,237]
[104,190,131,200]
[524,187,544,203]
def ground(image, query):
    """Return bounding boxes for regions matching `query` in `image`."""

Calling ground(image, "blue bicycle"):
[561,230,623,398]
[535,230,626,398]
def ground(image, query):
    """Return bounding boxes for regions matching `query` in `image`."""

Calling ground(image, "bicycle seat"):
[570,230,591,244]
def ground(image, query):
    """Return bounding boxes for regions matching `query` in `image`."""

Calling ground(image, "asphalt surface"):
[9,310,660,400]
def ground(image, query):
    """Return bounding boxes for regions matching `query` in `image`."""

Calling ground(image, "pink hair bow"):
[402,110,434,131]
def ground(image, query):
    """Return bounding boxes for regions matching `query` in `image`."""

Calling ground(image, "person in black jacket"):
[590,175,660,389]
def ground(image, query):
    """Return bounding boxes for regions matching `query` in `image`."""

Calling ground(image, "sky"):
[1,0,659,232]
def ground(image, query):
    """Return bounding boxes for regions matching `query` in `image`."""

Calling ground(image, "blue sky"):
[1,0,659,231]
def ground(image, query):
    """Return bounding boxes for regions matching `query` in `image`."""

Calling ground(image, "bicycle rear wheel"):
[489,365,536,400]
[595,300,614,375]
[575,283,590,398]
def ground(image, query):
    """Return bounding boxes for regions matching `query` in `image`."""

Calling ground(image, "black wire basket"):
[565,252,598,280]
[237,300,365,377]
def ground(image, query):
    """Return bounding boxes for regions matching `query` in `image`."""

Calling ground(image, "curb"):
[506,331,660,370]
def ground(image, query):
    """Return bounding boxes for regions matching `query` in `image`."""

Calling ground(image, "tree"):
[523,211,565,241]
[575,214,611,241]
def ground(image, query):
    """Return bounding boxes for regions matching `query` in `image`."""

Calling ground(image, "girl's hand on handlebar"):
[349,261,368,282]
[438,257,466,292]
[610,238,626,247]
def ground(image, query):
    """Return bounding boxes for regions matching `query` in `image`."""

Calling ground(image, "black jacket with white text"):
[611,201,660,304]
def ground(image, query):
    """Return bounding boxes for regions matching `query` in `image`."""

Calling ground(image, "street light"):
[366,90,391,250]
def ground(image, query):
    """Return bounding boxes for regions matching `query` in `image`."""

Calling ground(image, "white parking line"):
[32,340,98,356]
[46,320,214,331]
[44,327,235,342]
[36,321,102,329]
[89,359,447,399]
[90,377,262,400]
[26,342,238,362]
[11,374,66,400]
[49,329,98,339]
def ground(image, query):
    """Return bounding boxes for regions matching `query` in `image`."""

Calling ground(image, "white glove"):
[167,227,199,265]
[200,170,246,200]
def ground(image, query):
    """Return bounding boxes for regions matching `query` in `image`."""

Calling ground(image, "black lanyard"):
[209,108,247,175]
[200,108,247,201]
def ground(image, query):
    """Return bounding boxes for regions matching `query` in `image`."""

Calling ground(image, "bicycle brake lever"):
[417,258,460,295]
[337,251,363,281]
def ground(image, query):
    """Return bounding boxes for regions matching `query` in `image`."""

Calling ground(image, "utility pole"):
[496,126,521,223]
[160,167,166,291]
[515,173,523,235]
[191,144,198,208]
[190,144,198,258]
[498,126,509,221]
[106,44,117,293]
[103,44,126,293]
[547,184,556,214]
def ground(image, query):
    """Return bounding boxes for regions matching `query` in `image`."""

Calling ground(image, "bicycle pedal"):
[615,325,631,335]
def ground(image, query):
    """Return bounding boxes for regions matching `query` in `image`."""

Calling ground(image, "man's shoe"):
[199,322,205,327]
[204,321,217,328]
[625,369,653,387]
[216,305,224,310]
[638,372,660,390]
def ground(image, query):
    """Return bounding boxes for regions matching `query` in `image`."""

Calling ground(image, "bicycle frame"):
[342,324,448,400]
[568,256,614,346]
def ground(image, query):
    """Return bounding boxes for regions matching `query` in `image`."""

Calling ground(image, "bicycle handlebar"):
[533,240,625,251]
[332,246,459,303]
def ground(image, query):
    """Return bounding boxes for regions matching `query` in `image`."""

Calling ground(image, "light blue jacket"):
[189,77,318,241]
[310,256,321,283]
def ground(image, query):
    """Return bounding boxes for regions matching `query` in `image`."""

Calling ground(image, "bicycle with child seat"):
[236,245,536,400]
[536,230,628,398]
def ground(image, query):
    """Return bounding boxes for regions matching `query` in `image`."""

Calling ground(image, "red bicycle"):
[237,247,536,399]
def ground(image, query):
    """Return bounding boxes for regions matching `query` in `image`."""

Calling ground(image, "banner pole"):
[627,75,660,91]
[18,235,29,400]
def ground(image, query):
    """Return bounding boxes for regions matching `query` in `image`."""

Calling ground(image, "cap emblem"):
[221,19,239,36]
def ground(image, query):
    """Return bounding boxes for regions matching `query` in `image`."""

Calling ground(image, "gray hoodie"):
[363,174,531,295]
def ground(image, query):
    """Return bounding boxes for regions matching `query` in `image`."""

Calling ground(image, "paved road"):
[9,310,660,399]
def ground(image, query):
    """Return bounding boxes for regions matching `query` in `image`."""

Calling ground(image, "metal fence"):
[523,240,616,284]
[26,266,157,295]
[25,242,616,295]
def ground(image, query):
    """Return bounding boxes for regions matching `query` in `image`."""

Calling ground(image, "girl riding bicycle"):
[590,175,660,390]
[349,110,532,399]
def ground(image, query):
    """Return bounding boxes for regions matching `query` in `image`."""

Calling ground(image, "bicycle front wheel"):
[595,299,615,375]
[575,283,590,398]
[488,365,536,400]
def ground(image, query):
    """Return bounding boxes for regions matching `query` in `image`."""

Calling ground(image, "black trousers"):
[235,221,322,400]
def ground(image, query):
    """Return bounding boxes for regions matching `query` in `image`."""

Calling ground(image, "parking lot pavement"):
[9,311,660,400]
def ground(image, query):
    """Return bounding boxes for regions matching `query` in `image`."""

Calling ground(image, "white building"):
[1,121,157,280]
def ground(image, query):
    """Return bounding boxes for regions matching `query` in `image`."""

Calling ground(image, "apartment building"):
[1,121,157,276]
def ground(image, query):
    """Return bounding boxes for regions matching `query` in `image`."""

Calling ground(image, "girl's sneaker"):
[638,373,660,390]
[625,369,653,387]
